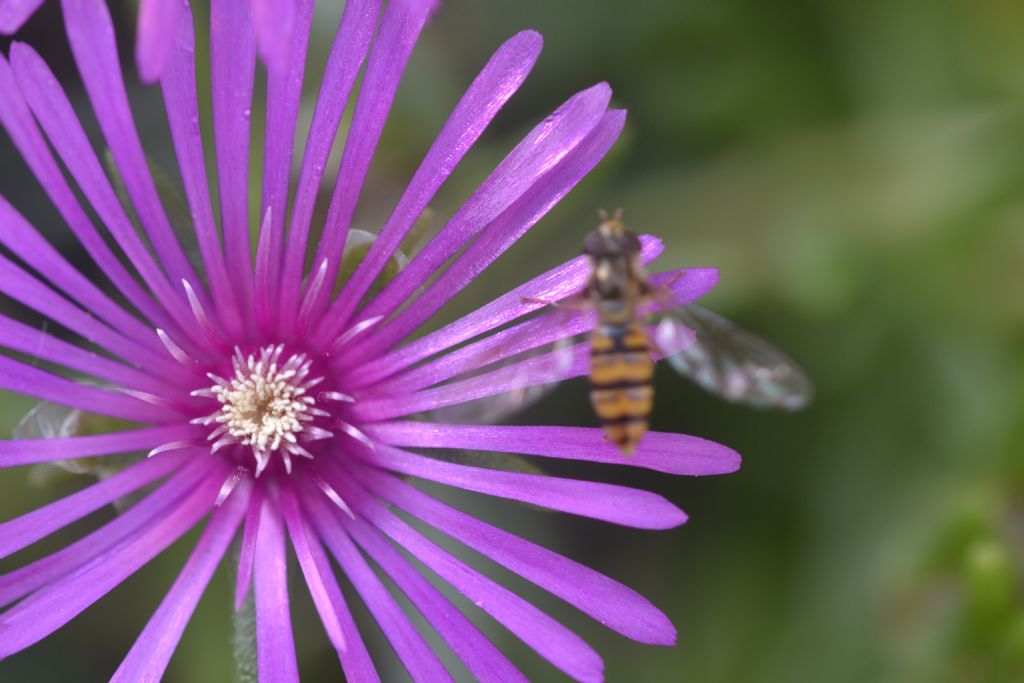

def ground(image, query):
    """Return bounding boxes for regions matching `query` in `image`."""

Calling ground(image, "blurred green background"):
[2,0,1024,681]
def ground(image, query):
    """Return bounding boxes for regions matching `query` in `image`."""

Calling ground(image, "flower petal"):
[254,0,313,331]
[0,424,202,468]
[0,353,181,424]
[367,422,740,476]
[160,0,243,336]
[329,467,604,683]
[354,444,687,529]
[281,483,379,680]
[371,268,717,395]
[347,109,626,364]
[346,235,664,388]
[360,467,677,644]
[251,0,295,74]
[254,496,300,683]
[305,493,452,683]
[209,0,256,317]
[314,81,612,350]
[316,29,544,336]
[0,224,185,378]
[61,0,207,304]
[0,314,176,400]
[278,0,380,325]
[0,449,202,560]
[337,506,529,683]
[279,484,347,653]
[9,42,217,356]
[352,337,591,421]
[111,479,250,683]
[0,464,225,659]
[0,458,214,608]
[0,0,43,33]
[0,54,171,334]
[0,189,160,354]
[135,0,181,83]
[296,0,435,330]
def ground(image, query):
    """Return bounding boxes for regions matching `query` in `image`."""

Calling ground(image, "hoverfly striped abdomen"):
[589,320,654,455]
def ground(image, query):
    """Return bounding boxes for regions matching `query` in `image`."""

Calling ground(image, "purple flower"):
[0,0,740,680]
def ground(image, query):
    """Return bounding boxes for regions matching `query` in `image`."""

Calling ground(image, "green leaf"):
[333,228,409,299]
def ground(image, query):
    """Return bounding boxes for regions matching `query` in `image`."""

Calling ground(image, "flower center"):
[199,345,330,475]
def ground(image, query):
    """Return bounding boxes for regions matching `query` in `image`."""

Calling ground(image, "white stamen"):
[298,258,330,327]
[216,466,249,506]
[181,279,221,339]
[337,419,375,451]
[156,328,192,366]
[309,470,356,519]
[147,440,194,458]
[304,426,334,442]
[322,391,356,403]
[201,345,335,475]
[329,315,384,354]
[121,388,171,405]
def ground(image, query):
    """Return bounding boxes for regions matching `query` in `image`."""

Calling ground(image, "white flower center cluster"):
[195,345,332,475]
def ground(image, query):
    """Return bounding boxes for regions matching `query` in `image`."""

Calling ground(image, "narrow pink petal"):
[0,313,177,400]
[287,484,379,681]
[0,465,225,659]
[348,109,625,364]
[314,29,544,337]
[0,457,215,607]
[361,467,677,644]
[9,43,217,357]
[135,0,182,83]
[111,479,250,683]
[352,337,592,421]
[61,0,208,306]
[279,484,346,652]
[346,235,664,388]
[234,484,263,610]
[354,311,696,422]
[354,444,687,529]
[254,496,299,683]
[0,0,42,32]
[314,82,612,350]
[160,0,243,336]
[251,0,295,74]
[337,502,528,682]
[0,54,172,335]
[368,268,718,395]
[304,493,452,683]
[254,0,312,333]
[0,354,183,424]
[278,0,380,327]
[0,190,161,356]
[210,0,256,321]
[0,424,202,468]
[0,247,190,382]
[368,423,740,476]
[0,449,198,559]
[330,468,604,683]
[292,0,435,333]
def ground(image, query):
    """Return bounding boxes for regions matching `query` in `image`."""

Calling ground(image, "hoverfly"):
[427,210,812,453]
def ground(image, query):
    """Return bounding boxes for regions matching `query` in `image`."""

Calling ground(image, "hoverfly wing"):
[658,303,813,411]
